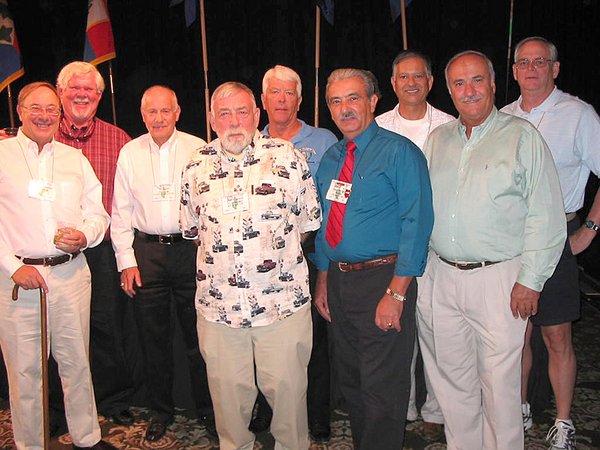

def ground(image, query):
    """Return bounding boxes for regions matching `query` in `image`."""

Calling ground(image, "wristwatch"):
[386,287,406,302]
[585,220,599,232]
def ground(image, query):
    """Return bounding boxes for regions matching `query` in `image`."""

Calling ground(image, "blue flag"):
[316,0,334,26]
[0,0,24,93]
[170,0,197,27]
[390,0,413,23]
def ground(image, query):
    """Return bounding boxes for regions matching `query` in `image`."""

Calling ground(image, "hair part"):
[326,68,381,102]
[262,65,302,97]
[18,82,60,107]
[141,85,179,111]
[392,50,433,78]
[210,82,257,112]
[56,61,105,93]
[445,50,496,91]
[514,36,558,63]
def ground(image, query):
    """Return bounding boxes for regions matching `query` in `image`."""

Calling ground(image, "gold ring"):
[387,322,394,328]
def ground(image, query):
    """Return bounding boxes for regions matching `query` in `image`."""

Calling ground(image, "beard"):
[220,128,253,154]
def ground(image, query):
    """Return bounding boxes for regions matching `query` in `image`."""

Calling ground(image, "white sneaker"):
[546,420,576,450]
[522,402,533,431]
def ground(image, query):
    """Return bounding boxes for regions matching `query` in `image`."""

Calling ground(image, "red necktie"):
[326,140,356,248]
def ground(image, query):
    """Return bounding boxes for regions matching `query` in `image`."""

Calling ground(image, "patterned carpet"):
[1,299,599,449]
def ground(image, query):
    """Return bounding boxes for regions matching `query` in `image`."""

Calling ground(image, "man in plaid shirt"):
[54,61,135,427]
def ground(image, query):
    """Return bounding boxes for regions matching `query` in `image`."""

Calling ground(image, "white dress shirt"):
[0,130,109,277]
[111,130,206,271]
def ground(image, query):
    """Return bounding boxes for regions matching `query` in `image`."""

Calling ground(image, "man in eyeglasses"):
[53,61,136,429]
[502,36,600,450]
[0,81,114,449]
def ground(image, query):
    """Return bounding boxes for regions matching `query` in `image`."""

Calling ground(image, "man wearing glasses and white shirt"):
[502,36,600,450]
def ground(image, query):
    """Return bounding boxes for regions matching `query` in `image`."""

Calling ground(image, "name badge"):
[326,179,352,204]
[153,183,176,201]
[222,192,250,214]
[29,180,56,201]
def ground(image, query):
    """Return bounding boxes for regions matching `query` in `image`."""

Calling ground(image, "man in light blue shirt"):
[502,36,600,450]
[259,65,338,442]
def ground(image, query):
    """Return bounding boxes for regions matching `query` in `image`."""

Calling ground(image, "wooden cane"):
[12,285,51,449]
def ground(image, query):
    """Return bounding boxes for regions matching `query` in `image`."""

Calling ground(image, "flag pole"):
[314,4,321,128]
[400,0,408,50]
[108,60,118,126]
[504,0,515,105]
[7,84,16,128]
[199,0,211,141]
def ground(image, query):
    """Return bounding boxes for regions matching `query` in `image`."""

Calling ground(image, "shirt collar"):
[517,86,560,115]
[342,120,379,152]
[17,128,55,156]
[148,129,178,153]
[458,106,498,142]
[58,116,96,142]
[262,119,307,145]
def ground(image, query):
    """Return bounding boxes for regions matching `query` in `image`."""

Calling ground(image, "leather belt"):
[566,212,577,222]
[337,254,397,272]
[439,256,499,270]
[135,229,184,245]
[17,251,81,267]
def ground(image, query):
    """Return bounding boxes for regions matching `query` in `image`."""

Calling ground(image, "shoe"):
[309,422,331,443]
[248,416,271,434]
[145,417,173,442]
[522,402,533,431]
[109,409,134,426]
[546,420,576,450]
[422,421,444,441]
[73,440,118,450]
[199,414,218,440]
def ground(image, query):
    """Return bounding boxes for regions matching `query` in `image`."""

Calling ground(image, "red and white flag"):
[84,0,116,66]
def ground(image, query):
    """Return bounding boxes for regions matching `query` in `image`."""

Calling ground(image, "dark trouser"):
[86,240,135,415]
[307,257,331,426]
[328,261,415,450]
[133,237,212,421]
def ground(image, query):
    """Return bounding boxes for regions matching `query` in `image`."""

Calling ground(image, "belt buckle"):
[158,235,172,245]
[337,262,350,272]
[42,257,52,267]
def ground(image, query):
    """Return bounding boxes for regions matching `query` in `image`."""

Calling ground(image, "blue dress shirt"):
[314,121,433,277]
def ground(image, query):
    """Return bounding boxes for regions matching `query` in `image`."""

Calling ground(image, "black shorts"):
[532,218,581,327]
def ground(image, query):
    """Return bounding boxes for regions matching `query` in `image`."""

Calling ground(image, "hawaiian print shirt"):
[180,131,321,328]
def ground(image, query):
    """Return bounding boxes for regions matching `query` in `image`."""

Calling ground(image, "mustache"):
[459,95,483,103]
[339,111,357,120]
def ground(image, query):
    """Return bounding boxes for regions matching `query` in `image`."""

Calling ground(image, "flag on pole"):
[390,0,413,22]
[170,0,197,28]
[0,0,24,93]
[84,0,116,65]
[316,0,334,25]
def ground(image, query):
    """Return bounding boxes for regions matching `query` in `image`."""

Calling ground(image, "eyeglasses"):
[21,105,61,117]
[515,58,553,69]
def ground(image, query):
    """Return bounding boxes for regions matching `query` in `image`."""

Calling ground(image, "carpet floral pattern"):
[1,301,598,449]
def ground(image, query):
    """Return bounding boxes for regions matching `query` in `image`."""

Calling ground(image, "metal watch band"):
[386,287,406,302]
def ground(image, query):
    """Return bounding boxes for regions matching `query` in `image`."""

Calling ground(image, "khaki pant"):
[0,256,101,450]
[197,304,312,450]
[417,254,527,450]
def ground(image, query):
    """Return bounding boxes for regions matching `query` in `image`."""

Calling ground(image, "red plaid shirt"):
[56,117,131,216]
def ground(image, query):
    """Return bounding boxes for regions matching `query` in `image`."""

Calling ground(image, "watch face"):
[585,220,599,231]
